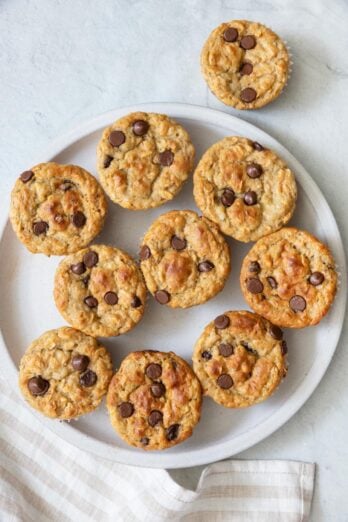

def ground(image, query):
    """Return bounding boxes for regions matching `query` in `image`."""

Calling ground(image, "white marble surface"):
[1,0,347,520]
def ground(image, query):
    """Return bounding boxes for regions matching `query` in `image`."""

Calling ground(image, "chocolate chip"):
[171,235,187,251]
[198,260,214,272]
[244,191,257,205]
[72,211,86,228]
[80,369,97,387]
[146,363,162,380]
[140,245,151,260]
[223,27,238,42]
[159,150,174,167]
[119,402,134,418]
[82,276,90,286]
[240,35,256,50]
[267,276,277,289]
[72,354,90,372]
[27,376,49,396]
[83,251,99,268]
[309,272,324,286]
[269,324,283,340]
[281,341,288,355]
[214,314,230,329]
[70,262,86,275]
[151,382,166,398]
[202,351,212,360]
[140,437,149,445]
[103,155,113,168]
[246,277,264,294]
[249,261,261,273]
[219,343,234,357]
[84,296,98,308]
[252,141,264,151]
[59,180,74,191]
[131,296,142,308]
[155,290,170,304]
[166,424,179,441]
[217,374,233,389]
[241,341,257,355]
[221,188,235,207]
[109,130,125,147]
[133,120,149,136]
[104,291,118,305]
[240,62,253,75]
[20,170,34,183]
[289,295,307,312]
[240,87,257,103]
[148,410,163,427]
[32,221,48,235]
[246,163,263,179]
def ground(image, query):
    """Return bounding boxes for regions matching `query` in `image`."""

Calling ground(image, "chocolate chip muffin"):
[18,327,113,419]
[107,350,202,450]
[240,228,337,328]
[201,20,289,109]
[97,112,195,210]
[139,210,231,308]
[192,311,287,408]
[193,137,297,242]
[54,244,147,337]
[10,163,107,255]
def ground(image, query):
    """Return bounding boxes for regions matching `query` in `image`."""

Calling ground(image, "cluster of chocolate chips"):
[105,119,174,168]
[20,171,87,235]
[219,142,265,209]
[118,362,180,445]
[245,260,325,313]
[222,26,258,103]
[140,235,216,305]
[71,353,97,387]
[70,250,142,310]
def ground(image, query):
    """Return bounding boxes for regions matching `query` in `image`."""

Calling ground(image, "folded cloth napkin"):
[0,375,315,522]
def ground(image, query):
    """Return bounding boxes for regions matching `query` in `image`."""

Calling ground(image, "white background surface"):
[1,0,347,520]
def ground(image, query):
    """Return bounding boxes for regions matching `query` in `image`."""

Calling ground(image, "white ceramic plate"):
[0,103,346,469]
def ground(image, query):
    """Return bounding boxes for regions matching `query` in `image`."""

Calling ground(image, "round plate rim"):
[0,102,346,469]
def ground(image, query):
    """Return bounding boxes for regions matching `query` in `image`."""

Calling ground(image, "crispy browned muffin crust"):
[201,20,289,109]
[18,327,113,419]
[139,210,231,308]
[240,228,337,327]
[107,350,202,450]
[193,137,297,242]
[10,162,107,255]
[97,112,195,209]
[192,311,287,408]
[54,244,147,337]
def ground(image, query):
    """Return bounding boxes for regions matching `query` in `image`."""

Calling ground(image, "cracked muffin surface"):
[10,162,107,255]
[139,210,231,308]
[201,20,289,109]
[107,350,202,450]
[240,228,337,327]
[18,327,113,419]
[97,112,195,209]
[193,137,297,242]
[192,311,287,408]
[54,244,147,337]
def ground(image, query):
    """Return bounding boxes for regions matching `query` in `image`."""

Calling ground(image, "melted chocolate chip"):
[119,402,134,418]
[281,341,288,355]
[171,235,187,251]
[146,363,162,380]
[60,180,74,191]
[151,382,166,398]
[103,155,113,168]
[198,261,215,272]
[267,276,277,289]
[166,424,179,441]
[131,296,142,308]
[109,130,125,147]
[249,261,261,273]
[148,410,163,427]
[214,314,230,329]
[240,87,257,103]
[104,291,118,305]
[33,221,48,235]
[269,324,283,340]
[159,150,174,167]
[72,354,90,372]
[202,351,212,360]
[252,141,264,151]
[20,170,34,183]
[240,35,256,50]
[219,343,234,357]
[246,277,264,294]
[217,374,233,389]
[223,27,238,42]
[221,188,235,207]
[27,376,49,396]
[140,437,149,445]
[155,290,170,304]
[244,191,257,205]
[70,262,86,275]
[84,296,98,308]
[289,295,306,312]
[246,163,263,178]
[83,251,98,268]
[240,62,253,75]
[309,272,324,286]
[140,245,151,260]
[79,369,97,387]
[132,120,149,136]
[72,211,86,228]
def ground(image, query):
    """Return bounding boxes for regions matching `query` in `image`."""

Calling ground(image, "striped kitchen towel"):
[0,374,314,521]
